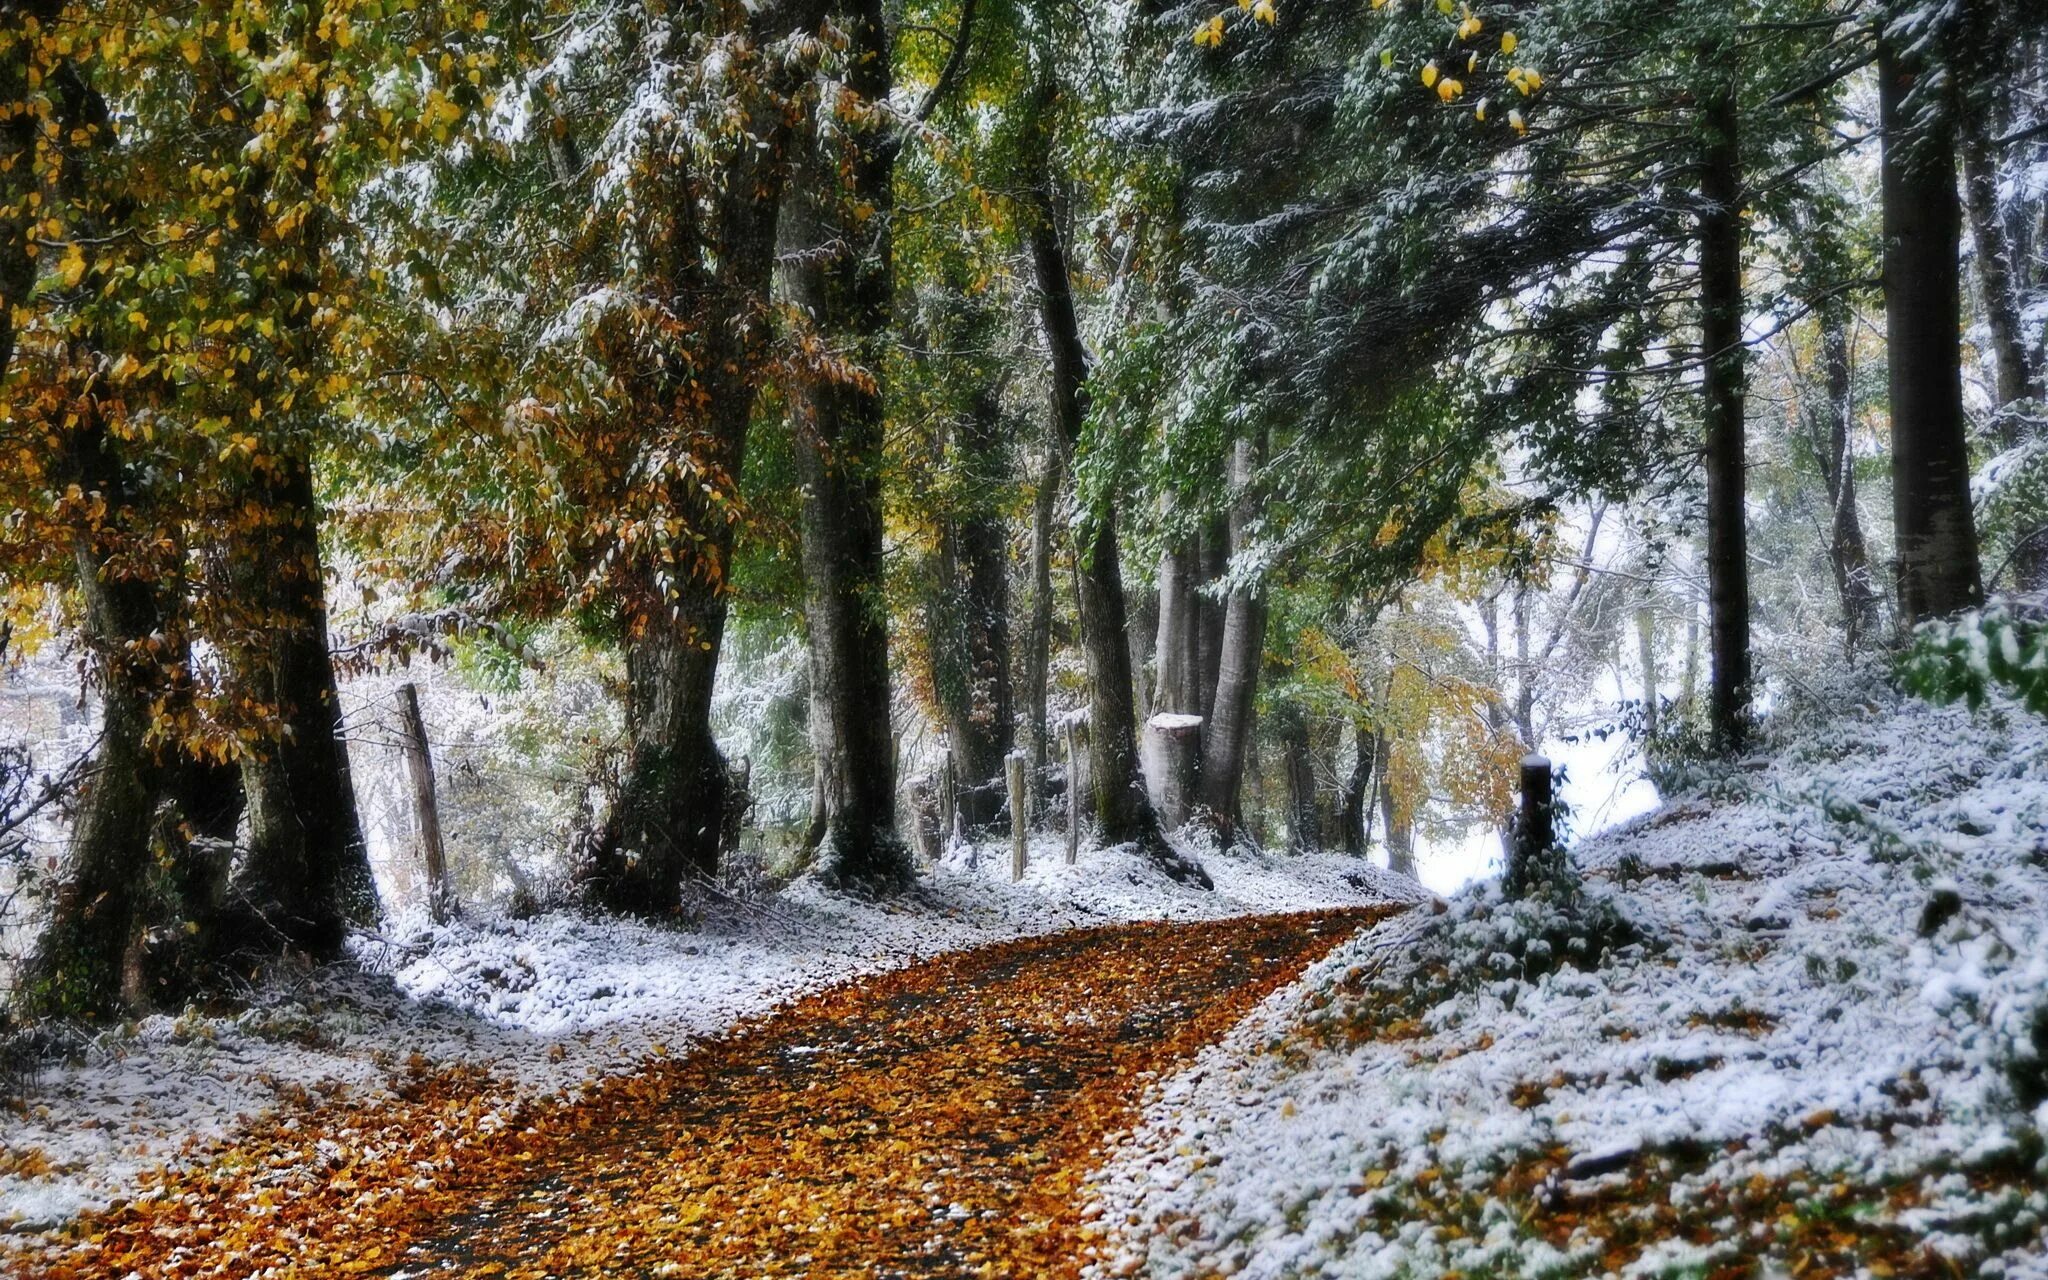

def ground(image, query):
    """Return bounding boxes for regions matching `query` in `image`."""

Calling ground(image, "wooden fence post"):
[1007,753,1028,881]
[396,682,451,923]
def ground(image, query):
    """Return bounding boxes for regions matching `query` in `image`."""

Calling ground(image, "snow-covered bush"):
[1901,597,2048,716]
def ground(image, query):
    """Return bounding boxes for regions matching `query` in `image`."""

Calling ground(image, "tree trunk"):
[1277,698,1321,853]
[597,608,733,910]
[1681,603,1701,709]
[1512,584,1536,747]
[1195,515,1228,725]
[929,386,1014,835]
[1154,536,1202,715]
[1960,101,2041,415]
[1146,528,1201,828]
[1807,300,1884,642]
[13,64,231,1017]
[1023,438,1061,803]
[1378,768,1416,880]
[1699,61,1752,752]
[222,455,376,956]
[1026,185,1203,884]
[1194,433,1267,834]
[1635,606,1660,741]
[783,9,910,891]
[589,0,824,911]
[1146,714,1202,831]
[1879,24,1986,623]
[1127,587,1157,729]
[17,522,165,1020]
[1338,721,1378,855]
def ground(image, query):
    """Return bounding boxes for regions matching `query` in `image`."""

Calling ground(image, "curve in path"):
[28,907,1393,1279]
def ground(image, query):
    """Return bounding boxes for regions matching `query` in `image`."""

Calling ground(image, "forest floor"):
[4,908,1390,1279]
[0,836,1414,1258]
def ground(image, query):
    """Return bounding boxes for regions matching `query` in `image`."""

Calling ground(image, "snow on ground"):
[0,832,1418,1232]
[1087,686,2048,1279]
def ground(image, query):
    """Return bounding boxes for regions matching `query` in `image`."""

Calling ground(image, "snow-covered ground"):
[1087,687,2048,1279]
[0,834,1418,1232]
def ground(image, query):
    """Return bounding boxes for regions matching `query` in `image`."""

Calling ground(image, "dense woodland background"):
[0,0,2045,1022]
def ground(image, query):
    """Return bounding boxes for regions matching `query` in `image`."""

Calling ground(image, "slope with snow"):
[1088,688,2048,1279]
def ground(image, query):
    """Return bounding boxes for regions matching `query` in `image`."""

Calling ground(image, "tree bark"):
[1960,86,2041,416]
[783,4,910,891]
[1195,515,1227,725]
[1806,299,1884,642]
[1699,60,1752,752]
[1026,181,1203,884]
[1276,697,1321,853]
[929,385,1014,835]
[1512,584,1536,747]
[1023,437,1061,803]
[14,59,235,1016]
[1338,721,1378,855]
[1127,586,1157,728]
[1879,22,1986,623]
[222,454,376,956]
[589,0,827,910]
[1635,606,1660,741]
[1378,767,1416,880]
[17,488,166,1020]
[1154,535,1202,715]
[1194,433,1267,835]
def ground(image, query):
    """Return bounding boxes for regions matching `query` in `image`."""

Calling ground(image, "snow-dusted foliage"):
[1088,687,2048,1278]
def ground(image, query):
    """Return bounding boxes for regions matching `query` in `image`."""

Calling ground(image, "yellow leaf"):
[1251,0,1275,23]
[1421,60,1439,87]
[1509,108,1527,135]
[1500,32,1518,54]
[1457,16,1481,39]
[1437,77,1463,102]
[1192,15,1225,47]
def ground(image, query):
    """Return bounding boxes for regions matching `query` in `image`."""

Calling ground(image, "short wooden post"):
[1063,718,1081,864]
[1507,753,1555,899]
[396,682,451,923]
[938,748,957,853]
[1006,753,1028,880]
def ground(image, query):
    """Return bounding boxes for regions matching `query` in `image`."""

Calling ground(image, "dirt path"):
[22,908,1390,1279]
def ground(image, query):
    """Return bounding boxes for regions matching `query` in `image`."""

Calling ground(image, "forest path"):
[19,907,1392,1279]
[371,907,1388,1279]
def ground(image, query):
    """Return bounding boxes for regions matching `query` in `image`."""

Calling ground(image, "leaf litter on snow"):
[0,825,1417,1246]
[1087,685,2048,1280]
